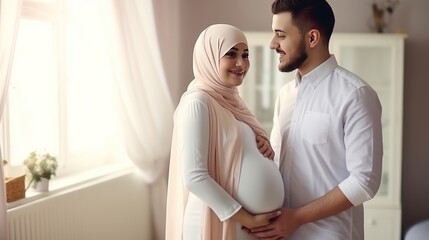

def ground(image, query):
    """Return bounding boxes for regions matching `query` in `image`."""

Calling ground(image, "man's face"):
[270,12,308,72]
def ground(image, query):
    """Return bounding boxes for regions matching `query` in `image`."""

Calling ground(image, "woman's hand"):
[256,135,275,160]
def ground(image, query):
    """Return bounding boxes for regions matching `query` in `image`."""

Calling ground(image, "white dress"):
[179,92,284,239]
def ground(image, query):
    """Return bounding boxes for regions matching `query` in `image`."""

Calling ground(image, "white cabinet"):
[364,208,402,240]
[241,32,406,240]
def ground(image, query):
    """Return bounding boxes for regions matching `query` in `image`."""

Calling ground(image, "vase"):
[35,178,49,192]
[372,3,387,33]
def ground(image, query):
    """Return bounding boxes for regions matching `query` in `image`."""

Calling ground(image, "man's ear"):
[307,29,320,48]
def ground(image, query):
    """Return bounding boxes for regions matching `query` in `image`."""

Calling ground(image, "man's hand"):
[233,208,282,230]
[245,208,301,240]
[256,135,275,160]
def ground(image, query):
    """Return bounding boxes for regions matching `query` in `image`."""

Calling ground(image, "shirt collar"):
[295,55,338,88]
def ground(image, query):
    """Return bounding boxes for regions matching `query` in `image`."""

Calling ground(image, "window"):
[1,0,124,178]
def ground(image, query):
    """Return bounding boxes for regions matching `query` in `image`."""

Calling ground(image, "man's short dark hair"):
[271,0,335,43]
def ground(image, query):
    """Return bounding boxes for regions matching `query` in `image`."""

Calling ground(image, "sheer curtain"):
[0,0,23,239]
[105,1,174,239]
[68,0,174,238]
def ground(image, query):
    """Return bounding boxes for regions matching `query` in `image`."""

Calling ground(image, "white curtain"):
[66,1,175,238]
[106,1,174,239]
[0,0,23,239]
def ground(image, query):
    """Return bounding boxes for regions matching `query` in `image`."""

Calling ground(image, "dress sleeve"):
[338,86,383,206]
[177,92,242,221]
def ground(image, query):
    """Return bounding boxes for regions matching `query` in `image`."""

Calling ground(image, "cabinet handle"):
[369,218,377,226]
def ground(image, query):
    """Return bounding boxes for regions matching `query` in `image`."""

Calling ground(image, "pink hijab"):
[166,24,269,240]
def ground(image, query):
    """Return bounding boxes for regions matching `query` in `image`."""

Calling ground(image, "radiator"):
[7,168,151,240]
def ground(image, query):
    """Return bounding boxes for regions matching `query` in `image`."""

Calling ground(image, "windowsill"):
[6,161,136,210]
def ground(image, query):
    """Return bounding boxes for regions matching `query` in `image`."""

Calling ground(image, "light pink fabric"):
[166,24,269,240]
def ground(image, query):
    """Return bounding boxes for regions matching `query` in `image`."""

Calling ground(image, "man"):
[249,0,383,239]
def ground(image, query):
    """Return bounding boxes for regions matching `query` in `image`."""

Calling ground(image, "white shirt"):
[270,55,383,240]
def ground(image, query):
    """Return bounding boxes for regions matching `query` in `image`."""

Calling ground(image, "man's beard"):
[279,38,307,73]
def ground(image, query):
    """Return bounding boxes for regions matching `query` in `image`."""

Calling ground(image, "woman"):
[165,24,284,240]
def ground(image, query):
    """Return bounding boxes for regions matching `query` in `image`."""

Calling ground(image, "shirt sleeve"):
[338,86,383,206]
[270,93,282,167]
[270,82,298,167]
[177,92,242,221]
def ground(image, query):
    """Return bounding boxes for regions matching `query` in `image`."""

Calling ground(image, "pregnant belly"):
[236,154,284,214]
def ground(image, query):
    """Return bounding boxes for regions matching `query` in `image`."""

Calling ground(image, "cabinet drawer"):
[364,208,401,240]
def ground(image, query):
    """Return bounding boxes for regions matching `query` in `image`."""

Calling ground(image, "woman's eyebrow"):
[229,47,249,52]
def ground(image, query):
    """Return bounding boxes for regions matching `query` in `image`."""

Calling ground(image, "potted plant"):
[23,151,58,192]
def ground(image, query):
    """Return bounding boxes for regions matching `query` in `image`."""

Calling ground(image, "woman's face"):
[219,42,249,88]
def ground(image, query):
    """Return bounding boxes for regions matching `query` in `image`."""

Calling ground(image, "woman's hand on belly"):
[256,135,275,160]
[232,208,282,229]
